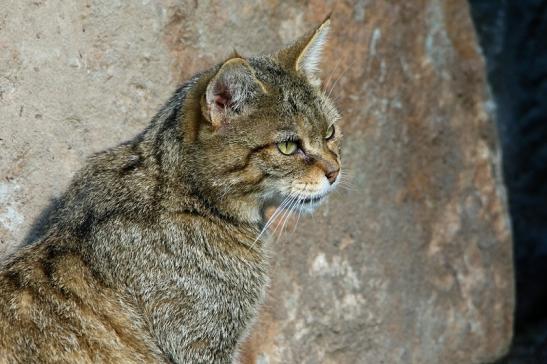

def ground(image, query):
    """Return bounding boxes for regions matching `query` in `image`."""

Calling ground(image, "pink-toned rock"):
[0,1,513,363]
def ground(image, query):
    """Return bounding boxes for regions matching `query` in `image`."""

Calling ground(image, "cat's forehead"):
[249,56,333,121]
[249,57,312,94]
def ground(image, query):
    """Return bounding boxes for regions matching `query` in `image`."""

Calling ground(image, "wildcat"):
[0,17,341,363]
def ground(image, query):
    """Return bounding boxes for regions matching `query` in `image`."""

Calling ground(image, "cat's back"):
[0,237,166,363]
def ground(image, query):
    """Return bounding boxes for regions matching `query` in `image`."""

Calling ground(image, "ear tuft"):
[296,18,330,76]
[228,48,244,59]
[278,16,331,86]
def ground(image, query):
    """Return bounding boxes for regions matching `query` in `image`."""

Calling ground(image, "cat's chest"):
[152,218,270,307]
[137,220,270,357]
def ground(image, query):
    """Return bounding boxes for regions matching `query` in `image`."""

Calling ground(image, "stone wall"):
[0,1,513,363]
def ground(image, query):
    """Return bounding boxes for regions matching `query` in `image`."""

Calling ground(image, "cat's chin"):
[295,194,328,214]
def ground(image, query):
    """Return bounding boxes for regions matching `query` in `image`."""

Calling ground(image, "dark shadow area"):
[22,198,60,246]
[469,1,547,362]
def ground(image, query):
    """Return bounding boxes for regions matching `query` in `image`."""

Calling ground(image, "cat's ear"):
[278,16,331,86]
[202,57,265,129]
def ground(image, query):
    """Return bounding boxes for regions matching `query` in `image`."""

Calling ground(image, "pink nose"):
[325,168,339,185]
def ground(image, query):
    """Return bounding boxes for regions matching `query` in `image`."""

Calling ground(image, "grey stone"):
[0,1,513,363]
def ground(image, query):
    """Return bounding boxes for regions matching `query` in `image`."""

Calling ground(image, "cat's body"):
[0,18,340,363]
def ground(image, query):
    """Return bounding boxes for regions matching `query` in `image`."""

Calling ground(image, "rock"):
[470,1,547,362]
[0,1,513,363]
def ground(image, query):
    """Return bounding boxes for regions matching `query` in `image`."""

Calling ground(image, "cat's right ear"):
[202,58,266,129]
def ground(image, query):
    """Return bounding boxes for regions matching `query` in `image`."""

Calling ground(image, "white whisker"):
[291,187,307,234]
[323,56,344,96]
[250,194,293,249]
[274,195,300,245]
[326,58,359,100]
[271,195,297,239]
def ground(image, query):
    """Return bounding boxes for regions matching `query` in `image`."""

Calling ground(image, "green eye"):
[277,141,298,155]
[325,125,335,140]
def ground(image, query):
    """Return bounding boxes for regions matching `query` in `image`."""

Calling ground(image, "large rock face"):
[0,1,513,363]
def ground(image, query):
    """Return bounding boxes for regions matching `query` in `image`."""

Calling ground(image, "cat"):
[0,17,341,363]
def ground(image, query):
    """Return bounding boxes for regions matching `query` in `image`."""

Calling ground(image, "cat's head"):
[184,18,341,223]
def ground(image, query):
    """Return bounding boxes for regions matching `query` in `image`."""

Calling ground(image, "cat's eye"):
[325,125,335,140]
[277,141,298,155]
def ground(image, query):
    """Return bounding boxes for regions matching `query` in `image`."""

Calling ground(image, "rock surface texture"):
[0,1,513,363]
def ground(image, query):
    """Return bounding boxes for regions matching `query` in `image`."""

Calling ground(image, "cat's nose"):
[313,154,339,184]
[325,168,339,185]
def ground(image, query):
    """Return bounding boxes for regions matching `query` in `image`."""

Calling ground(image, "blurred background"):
[1,1,544,363]
[470,1,547,363]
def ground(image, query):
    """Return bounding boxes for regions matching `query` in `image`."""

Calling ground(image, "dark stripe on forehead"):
[249,58,287,82]
[288,96,298,113]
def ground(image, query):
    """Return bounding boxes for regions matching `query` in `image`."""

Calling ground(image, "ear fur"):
[202,57,265,129]
[278,16,331,86]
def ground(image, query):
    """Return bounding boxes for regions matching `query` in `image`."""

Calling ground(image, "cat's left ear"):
[202,57,266,129]
[278,16,331,87]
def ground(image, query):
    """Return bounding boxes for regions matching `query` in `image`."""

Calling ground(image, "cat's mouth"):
[298,195,325,205]
[292,193,329,213]
[264,190,330,215]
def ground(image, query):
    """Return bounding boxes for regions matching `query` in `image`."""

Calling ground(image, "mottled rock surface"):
[0,1,513,363]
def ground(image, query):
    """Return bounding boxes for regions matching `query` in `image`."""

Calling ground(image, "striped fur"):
[0,18,341,363]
